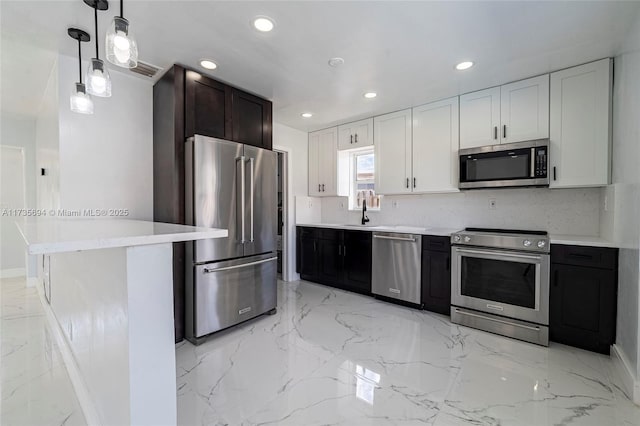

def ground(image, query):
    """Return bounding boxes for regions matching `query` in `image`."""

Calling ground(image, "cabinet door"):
[231,89,272,150]
[338,125,353,150]
[342,231,372,294]
[421,250,451,315]
[298,234,318,280]
[317,127,338,196]
[317,238,341,285]
[549,59,612,188]
[352,118,374,148]
[412,97,459,193]
[185,70,232,139]
[459,87,500,149]
[374,109,412,194]
[550,263,616,354]
[500,75,549,144]
[308,132,321,196]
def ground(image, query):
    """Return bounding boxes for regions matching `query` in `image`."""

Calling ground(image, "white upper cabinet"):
[412,97,459,193]
[549,59,612,188]
[460,75,550,149]
[500,74,549,144]
[459,87,501,149]
[338,118,373,150]
[374,109,412,194]
[308,127,338,196]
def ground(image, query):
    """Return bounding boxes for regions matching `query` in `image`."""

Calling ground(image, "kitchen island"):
[17,219,227,426]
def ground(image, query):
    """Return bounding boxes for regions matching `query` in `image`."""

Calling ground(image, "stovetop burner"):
[465,228,548,236]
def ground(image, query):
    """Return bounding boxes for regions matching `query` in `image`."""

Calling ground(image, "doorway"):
[274,149,289,281]
[0,145,27,277]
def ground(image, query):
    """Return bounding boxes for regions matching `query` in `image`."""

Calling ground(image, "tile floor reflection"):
[176,280,640,426]
[0,277,86,426]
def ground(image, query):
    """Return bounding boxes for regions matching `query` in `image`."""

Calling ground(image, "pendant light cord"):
[78,38,83,84]
[94,4,99,58]
[120,0,123,18]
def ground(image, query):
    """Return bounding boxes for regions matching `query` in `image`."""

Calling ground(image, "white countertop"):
[296,223,459,237]
[17,218,228,255]
[297,223,618,248]
[549,234,617,248]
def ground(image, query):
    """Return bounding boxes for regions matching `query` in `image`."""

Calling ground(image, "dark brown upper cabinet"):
[185,70,232,140]
[231,88,273,150]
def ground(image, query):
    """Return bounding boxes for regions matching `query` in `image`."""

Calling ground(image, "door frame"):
[273,147,292,281]
[0,145,28,278]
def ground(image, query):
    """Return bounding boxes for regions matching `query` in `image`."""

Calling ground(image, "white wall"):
[609,11,640,395]
[57,55,153,220]
[273,122,308,280]
[320,187,602,236]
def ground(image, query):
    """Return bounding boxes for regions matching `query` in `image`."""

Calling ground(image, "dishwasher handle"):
[373,234,417,242]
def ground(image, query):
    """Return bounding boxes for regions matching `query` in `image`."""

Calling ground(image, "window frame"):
[348,148,381,211]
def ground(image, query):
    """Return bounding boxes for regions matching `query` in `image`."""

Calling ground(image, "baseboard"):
[611,344,640,405]
[35,283,103,425]
[0,268,25,278]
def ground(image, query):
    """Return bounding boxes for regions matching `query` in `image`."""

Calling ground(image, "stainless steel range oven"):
[450,228,550,346]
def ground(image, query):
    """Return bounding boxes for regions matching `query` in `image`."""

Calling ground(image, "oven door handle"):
[454,247,543,261]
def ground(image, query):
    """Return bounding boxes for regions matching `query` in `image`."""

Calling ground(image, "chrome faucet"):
[361,199,370,225]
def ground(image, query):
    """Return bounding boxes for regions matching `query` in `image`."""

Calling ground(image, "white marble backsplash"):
[320,187,603,236]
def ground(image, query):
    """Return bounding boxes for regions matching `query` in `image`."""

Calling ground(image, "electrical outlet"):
[604,195,609,212]
[489,198,497,210]
[308,200,313,208]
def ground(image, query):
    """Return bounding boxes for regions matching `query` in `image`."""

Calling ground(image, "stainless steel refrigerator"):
[184,135,277,344]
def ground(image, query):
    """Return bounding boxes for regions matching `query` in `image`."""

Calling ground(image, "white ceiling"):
[2,1,639,130]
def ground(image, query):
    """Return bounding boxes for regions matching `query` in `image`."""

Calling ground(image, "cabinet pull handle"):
[318,184,321,192]
[553,167,557,181]
[343,245,346,257]
[494,126,498,140]
[413,177,416,188]
[338,245,341,255]
[406,178,409,188]
[350,134,353,144]
[354,133,358,143]
[503,125,507,139]
[322,184,325,192]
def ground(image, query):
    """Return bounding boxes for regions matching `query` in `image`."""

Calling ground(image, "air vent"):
[129,61,162,78]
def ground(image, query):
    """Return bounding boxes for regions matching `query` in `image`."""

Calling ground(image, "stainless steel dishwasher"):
[372,232,422,304]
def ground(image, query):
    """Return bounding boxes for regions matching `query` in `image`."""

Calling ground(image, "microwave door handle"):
[530,148,535,178]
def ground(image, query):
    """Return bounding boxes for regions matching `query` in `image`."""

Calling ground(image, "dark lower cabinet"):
[297,227,371,294]
[421,236,451,315]
[550,245,618,355]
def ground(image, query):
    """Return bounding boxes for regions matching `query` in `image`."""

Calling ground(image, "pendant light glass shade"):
[106,16,138,68]
[85,58,112,97]
[70,83,94,114]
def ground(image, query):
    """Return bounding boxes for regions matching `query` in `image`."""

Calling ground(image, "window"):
[350,149,381,210]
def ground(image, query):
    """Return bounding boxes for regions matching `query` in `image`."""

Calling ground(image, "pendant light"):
[68,28,94,115]
[84,0,112,97]
[105,0,138,68]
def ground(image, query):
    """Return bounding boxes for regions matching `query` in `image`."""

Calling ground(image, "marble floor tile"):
[1,277,86,426]
[177,280,640,426]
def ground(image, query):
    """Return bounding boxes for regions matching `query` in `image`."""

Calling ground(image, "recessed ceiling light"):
[455,61,474,71]
[328,57,345,67]
[253,16,275,32]
[200,59,217,70]
[301,112,313,118]
[363,92,377,99]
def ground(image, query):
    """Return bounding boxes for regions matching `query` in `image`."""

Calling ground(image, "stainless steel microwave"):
[459,139,549,189]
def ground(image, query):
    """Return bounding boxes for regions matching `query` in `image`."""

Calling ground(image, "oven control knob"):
[537,240,546,249]
[464,236,471,243]
[523,239,532,247]
[453,235,461,242]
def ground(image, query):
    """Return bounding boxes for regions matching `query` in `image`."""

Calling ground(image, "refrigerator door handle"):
[237,156,246,243]
[247,157,255,242]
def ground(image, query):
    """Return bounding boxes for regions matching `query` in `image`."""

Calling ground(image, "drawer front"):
[551,245,617,270]
[422,235,451,253]
[194,254,277,337]
[318,228,342,241]
[297,226,318,239]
